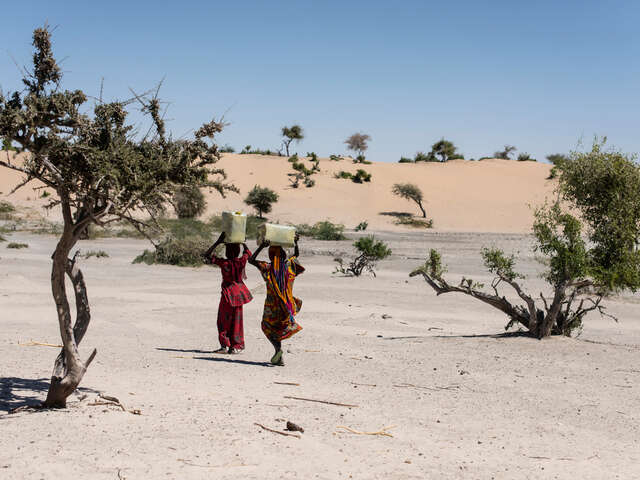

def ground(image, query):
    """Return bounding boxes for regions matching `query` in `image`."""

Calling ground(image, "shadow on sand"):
[193,356,273,367]
[379,211,413,218]
[383,332,528,341]
[156,347,215,354]
[0,377,98,413]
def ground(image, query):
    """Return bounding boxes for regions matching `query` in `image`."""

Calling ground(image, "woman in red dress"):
[203,232,253,354]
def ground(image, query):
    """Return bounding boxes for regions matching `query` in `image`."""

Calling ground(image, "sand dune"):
[1,152,555,233]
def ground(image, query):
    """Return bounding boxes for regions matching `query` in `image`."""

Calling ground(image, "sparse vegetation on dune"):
[7,242,28,249]
[240,145,282,156]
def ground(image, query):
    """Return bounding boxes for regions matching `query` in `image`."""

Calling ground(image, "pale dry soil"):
[0,231,639,480]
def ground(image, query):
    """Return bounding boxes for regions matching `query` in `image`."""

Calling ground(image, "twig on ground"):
[336,425,395,437]
[349,381,377,387]
[304,349,320,352]
[254,423,301,438]
[264,404,291,408]
[95,393,141,415]
[18,341,63,348]
[284,396,358,408]
[393,383,460,392]
[273,381,300,386]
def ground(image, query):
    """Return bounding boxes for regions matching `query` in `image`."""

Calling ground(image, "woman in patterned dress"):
[249,234,304,366]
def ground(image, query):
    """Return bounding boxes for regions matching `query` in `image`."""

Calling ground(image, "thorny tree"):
[0,27,236,407]
[411,140,640,338]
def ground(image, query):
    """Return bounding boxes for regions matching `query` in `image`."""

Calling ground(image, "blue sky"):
[1,1,638,162]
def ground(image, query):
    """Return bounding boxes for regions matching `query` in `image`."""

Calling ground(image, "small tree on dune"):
[430,139,461,162]
[345,133,371,162]
[281,125,304,156]
[392,183,426,217]
[411,139,640,338]
[0,27,236,407]
[494,145,517,160]
[244,185,279,218]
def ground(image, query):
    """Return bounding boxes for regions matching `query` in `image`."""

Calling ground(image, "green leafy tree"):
[244,185,279,218]
[392,183,426,217]
[345,133,371,161]
[281,125,304,156]
[430,139,461,162]
[411,139,640,338]
[0,27,236,407]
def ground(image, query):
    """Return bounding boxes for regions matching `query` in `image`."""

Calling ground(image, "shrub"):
[304,177,316,188]
[40,190,51,198]
[240,145,280,155]
[82,250,109,259]
[288,154,299,163]
[517,153,536,162]
[297,221,346,240]
[494,145,517,160]
[173,185,206,219]
[355,221,368,231]
[353,154,372,164]
[396,217,433,228]
[220,145,235,153]
[7,242,28,249]
[414,151,436,162]
[329,154,343,161]
[0,234,5,242]
[398,157,414,163]
[334,171,352,179]
[0,200,15,220]
[244,185,279,218]
[352,169,372,183]
[134,235,208,267]
[334,235,391,277]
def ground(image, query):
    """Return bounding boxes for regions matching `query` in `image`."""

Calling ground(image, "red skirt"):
[217,297,244,349]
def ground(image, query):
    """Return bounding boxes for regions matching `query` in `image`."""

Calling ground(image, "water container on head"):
[221,211,247,244]
[257,224,296,248]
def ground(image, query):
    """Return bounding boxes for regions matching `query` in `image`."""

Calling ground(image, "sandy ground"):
[1,152,555,233]
[1,230,639,479]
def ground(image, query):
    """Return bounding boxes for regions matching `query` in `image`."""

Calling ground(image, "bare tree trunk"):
[43,230,96,408]
[539,286,565,339]
[417,200,426,218]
